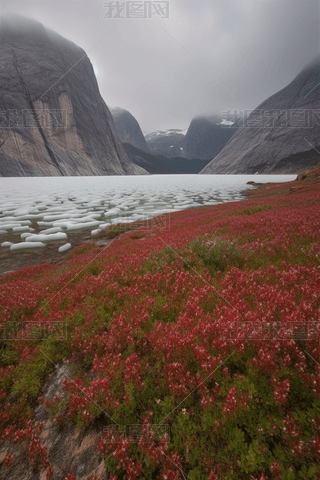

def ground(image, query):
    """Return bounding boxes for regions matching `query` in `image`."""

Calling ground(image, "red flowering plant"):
[0,180,320,478]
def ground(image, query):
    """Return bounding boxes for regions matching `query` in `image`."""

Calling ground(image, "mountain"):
[110,111,210,172]
[111,108,150,153]
[183,116,238,160]
[145,118,237,161]
[145,129,186,157]
[122,143,209,174]
[201,58,320,174]
[0,14,147,177]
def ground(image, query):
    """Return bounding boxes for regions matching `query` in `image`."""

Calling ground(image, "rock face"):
[0,15,147,177]
[111,108,150,153]
[0,359,108,480]
[201,57,320,174]
[183,116,237,160]
[296,162,320,181]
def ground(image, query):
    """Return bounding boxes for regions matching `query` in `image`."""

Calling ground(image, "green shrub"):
[237,204,273,216]
[189,237,245,275]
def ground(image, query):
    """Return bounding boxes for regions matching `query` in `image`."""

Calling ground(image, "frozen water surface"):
[0,175,295,253]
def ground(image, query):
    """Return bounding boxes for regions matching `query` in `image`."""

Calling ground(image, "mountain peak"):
[111,108,150,153]
[0,16,147,176]
[201,59,320,174]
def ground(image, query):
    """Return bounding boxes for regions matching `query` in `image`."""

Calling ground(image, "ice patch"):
[105,208,122,217]
[27,232,68,243]
[37,221,55,228]
[14,214,44,221]
[12,226,30,233]
[217,119,234,126]
[65,221,102,231]
[58,243,72,253]
[40,227,63,235]
[10,242,46,251]
[21,233,33,239]
[98,223,111,229]
[0,223,25,230]
[111,217,136,224]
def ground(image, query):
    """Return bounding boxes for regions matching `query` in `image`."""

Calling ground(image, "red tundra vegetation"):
[0,176,320,479]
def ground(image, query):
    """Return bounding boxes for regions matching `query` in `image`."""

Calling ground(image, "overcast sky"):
[0,0,319,133]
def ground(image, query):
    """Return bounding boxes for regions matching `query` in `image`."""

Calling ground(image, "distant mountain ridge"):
[201,57,320,174]
[145,129,186,158]
[145,117,238,160]
[111,108,150,153]
[111,110,229,173]
[122,142,209,174]
[111,109,238,173]
[183,116,238,160]
[0,15,147,177]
